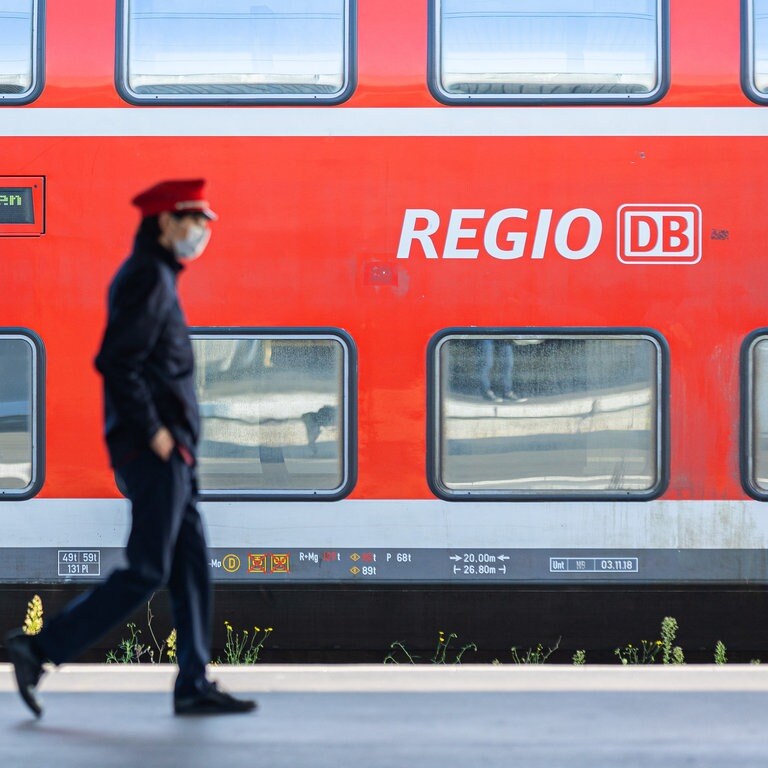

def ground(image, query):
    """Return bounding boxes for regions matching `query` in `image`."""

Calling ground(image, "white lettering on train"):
[397,204,702,265]
[396,208,602,261]
[445,209,484,259]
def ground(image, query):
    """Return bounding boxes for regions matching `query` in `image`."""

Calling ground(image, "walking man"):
[5,179,255,717]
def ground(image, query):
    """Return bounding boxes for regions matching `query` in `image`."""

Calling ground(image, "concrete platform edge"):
[3,663,768,693]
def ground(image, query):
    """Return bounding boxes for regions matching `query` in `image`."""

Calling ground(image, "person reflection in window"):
[479,339,526,403]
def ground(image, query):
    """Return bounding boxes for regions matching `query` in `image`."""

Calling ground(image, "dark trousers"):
[35,450,211,696]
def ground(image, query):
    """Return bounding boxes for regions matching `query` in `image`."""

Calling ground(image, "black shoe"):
[174,682,257,715]
[5,629,45,718]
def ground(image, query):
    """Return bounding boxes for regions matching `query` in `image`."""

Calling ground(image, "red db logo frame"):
[617,204,701,265]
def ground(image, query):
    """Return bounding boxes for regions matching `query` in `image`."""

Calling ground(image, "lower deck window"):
[192,331,354,499]
[744,333,768,495]
[430,331,666,499]
[0,331,42,498]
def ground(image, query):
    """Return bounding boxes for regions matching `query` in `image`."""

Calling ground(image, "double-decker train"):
[2,0,768,659]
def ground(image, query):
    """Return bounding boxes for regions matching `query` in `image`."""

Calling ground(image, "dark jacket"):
[95,230,200,467]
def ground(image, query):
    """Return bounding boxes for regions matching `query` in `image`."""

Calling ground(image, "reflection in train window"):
[191,332,354,499]
[747,0,768,99]
[119,0,353,103]
[0,332,42,498]
[745,335,768,494]
[0,0,42,104]
[430,332,666,499]
[431,0,666,103]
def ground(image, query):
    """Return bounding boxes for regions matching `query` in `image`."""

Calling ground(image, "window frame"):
[740,329,768,498]
[0,0,45,106]
[190,326,356,501]
[428,0,670,106]
[115,0,357,106]
[742,0,768,104]
[427,327,669,501]
[0,328,45,500]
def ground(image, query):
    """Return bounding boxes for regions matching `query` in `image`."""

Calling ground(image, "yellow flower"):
[22,595,43,636]
[166,629,177,663]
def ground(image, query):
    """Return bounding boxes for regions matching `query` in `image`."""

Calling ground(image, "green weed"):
[217,622,273,664]
[384,631,477,664]
[615,640,662,665]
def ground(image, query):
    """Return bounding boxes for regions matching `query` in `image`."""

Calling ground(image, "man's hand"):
[150,426,175,461]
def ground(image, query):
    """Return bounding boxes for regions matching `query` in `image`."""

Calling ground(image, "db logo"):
[617,204,701,265]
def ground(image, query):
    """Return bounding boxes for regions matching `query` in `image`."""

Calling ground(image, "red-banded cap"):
[131,179,218,220]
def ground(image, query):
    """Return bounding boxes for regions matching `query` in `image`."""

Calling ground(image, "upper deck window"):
[745,0,768,102]
[118,0,354,105]
[430,0,667,104]
[0,0,43,104]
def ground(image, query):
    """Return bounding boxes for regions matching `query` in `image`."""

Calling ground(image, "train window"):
[428,330,668,500]
[430,0,668,104]
[0,331,44,500]
[117,0,354,105]
[745,0,768,102]
[742,333,768,497]
[190,330,356,500]
[0,0,43,105]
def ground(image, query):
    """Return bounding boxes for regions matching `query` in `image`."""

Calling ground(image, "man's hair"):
[137,214,161,240]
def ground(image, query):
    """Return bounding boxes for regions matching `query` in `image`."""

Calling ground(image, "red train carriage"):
[1,0,768,659]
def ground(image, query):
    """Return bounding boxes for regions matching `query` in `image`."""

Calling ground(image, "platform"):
[2,664,768,767]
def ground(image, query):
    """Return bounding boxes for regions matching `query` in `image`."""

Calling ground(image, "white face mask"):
[172,223,210,261]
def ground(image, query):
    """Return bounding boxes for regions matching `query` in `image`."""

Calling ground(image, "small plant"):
[661,616,684,665]
[22,595,44,636]
[384,631,477,664]
[166,629,177,663]
[431,631,477,664]
[615,640,662,665]
[145,596,175,663]
[572,649,586,665]
[508,637,561,665]
[106,622,153,664]
[105,596,176,664]
[384,641,417,664]
[714,641,727,665]
[217,622,272,664]
[615,618,685,666]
